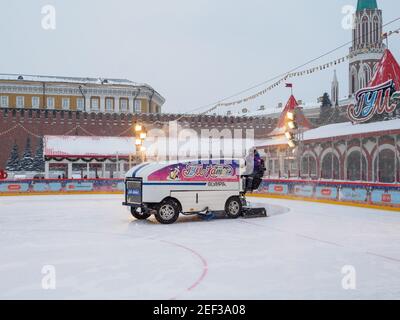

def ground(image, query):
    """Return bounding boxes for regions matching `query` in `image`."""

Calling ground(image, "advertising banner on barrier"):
[339,188,368,202]
[0,179,124,195]
[66,182,94,192]
[0,182,30,193]
[293,185,314,197]
[267,184,289,195]
[32,182,63,192]
[254,179,400,208]
[315,186,338,200]
[371,190,400,205]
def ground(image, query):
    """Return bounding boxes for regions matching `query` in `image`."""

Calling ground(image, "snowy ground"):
[0,194,399,300]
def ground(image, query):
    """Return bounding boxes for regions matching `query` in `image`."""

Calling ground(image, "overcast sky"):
[1,0,399,114]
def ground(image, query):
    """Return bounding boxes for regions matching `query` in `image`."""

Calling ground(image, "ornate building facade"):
[348,0,385,96]
[0,74,165,114]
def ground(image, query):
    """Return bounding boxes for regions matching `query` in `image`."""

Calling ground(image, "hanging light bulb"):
[285,132,293,140]
[287,112,295,121]
[288,121,297,130]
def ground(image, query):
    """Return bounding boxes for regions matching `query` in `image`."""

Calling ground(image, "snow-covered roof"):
[0,73,151,88]
[44,136,136,158]
[256,118,400,147]
[207,99,323,118]
[305,118,400,141]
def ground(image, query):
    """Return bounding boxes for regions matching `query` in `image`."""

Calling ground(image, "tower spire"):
[357,0,378,11]
[349,0,383,97]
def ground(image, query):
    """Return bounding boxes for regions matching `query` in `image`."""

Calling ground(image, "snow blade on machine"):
[242,207,267,219]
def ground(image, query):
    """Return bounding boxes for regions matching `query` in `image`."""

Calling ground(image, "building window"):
[91,98,99,111]
[374,149,398,183]
[321,152,340,180]
[105,98,114,112]
[16,96,24,108]
[77,98,85,111]
[32,96,40,109]
[373,16,380,44]
[0,96,9,108]
[62,98,70,110]
[347,151,367,181]
[134,100,141,113]
[301,155,317,177]
[47,97,55,109]
[120,98,128,112]
[362,16,369,45]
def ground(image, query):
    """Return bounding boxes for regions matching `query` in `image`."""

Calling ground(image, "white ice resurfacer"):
[122,159,267,224]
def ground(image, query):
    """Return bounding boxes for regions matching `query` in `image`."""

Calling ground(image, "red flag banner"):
[285,83,293,88]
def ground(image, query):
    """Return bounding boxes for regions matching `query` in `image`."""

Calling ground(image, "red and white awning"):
[44,135,136,158]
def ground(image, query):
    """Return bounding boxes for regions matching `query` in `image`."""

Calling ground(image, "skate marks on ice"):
[245,197,400,264]
[0,196,209,300]
[1,195,400,299]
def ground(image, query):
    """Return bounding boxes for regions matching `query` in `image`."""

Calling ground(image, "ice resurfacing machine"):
[122,159,267,224]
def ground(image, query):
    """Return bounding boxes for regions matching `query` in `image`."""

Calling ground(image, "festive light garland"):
[205,27,400,114]
[0,124,19,137]
[211,56,348,110]
[0,121,137,139]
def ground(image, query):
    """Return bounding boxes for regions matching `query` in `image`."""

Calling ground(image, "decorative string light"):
[212,56,349,110]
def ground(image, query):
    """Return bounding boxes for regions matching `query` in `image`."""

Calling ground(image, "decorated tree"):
[319,92,333,124]
[20,137,34,171]
[33,137,45,172]
[5,142,20,172]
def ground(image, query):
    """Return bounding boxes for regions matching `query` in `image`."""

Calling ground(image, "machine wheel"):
[225,197,242,219]
[130,207,151,220]
[155,200,180,224]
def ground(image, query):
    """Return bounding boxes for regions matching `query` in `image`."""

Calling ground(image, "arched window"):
[301,155,317,178]
[362,16,369,45]
[351,68,358,94]
[321,152,340,180]
[347,151,367,181]
[353,19,357,47]
[363,65,371,86]
[373,16,379,44]
[374,149,398,183]
[359,71,365,91]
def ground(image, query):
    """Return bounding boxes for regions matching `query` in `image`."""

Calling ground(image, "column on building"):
[45,162,50,179]
[100,95,105,113]
[67,162,73,179]
[114,97,120,114]
[102,162,106,178]
[86,163,90,178]
[85,95,91,113]
[129,97,134,114]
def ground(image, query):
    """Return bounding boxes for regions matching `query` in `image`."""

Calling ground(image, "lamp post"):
[134,123,147,163]
[284,110,302,178]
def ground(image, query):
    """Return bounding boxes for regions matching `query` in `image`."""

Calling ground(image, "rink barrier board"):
[255,179,400,210]
[248,194,400,213]
[1,177,400,211]
[0,179,125,195]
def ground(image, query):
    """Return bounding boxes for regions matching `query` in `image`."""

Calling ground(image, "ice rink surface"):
[0,194,399,300]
